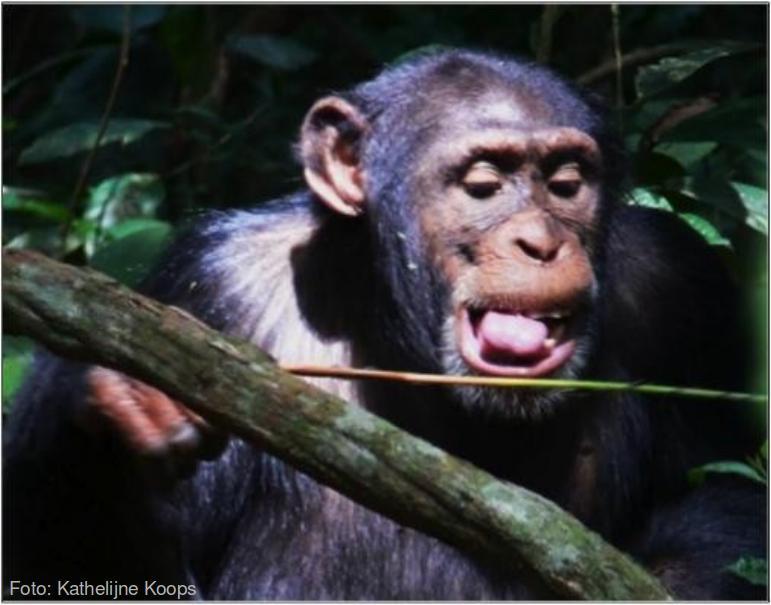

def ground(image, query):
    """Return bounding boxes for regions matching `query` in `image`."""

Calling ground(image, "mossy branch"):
[2,249,671,600]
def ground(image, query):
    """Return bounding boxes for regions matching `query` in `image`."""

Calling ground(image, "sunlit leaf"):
[19,120,169,165]
[731,182,768,235]
[627,188,673,211]
[85,174,165,225]
[82,173,165,257]
[726,557,768,587]
[107,218,171,239]
[228,35,317,71]
[689,461,767,486]
[678,213,731,247]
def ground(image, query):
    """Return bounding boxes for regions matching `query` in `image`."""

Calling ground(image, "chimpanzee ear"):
[300,96,368,216]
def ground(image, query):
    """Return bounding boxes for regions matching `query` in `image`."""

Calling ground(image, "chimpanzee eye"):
[548,163,583,198]
[462,162,503,199]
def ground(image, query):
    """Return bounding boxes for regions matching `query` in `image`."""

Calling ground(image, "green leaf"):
[19,120,169,165]
[228,35,317,71]
[90,223,173,288]
[85,173,165,225]
[678,176,747,223]
[107,218,171,240]
[636,44,754,98]
[656,142,717,169]
[70,6,166,34]
[660,97,765,148]
[731,182,768,235]
[82,173,165,257]
[4,226,83,257]
[627,188,673,211]
[689,461,767,487]
[2,336,35,413]
[2,187,71,223]
[677,213,731,247]
[726,557,768,587]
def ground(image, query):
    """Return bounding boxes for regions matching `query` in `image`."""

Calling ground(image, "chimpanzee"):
[4,49,766,600]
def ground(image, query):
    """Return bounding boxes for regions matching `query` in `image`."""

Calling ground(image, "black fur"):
[4,49,766,599]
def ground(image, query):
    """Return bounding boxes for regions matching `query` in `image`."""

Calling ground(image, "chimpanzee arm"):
[2,194,330,592]
[629,478,767,600]
[604,206,765,599]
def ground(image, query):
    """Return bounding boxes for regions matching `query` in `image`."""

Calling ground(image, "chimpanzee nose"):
[510,212,564,263]
[515,233,562,262]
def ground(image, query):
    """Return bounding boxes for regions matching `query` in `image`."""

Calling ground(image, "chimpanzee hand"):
[83,366,228,479]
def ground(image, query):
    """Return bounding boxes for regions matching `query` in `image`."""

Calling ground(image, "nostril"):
[515,237,561,263]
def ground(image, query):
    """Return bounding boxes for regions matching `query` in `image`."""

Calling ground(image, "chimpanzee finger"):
[86,366,169,455]
[126,377,203,455]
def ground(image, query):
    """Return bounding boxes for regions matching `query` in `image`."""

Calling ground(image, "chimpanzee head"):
[299,49,623,420]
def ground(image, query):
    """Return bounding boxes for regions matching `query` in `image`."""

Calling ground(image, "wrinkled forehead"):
[414,71,575,133]
[359,57,599,162]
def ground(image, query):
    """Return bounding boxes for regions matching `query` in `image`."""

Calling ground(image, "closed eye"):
[462,161,503,199]
[548,163,583,198]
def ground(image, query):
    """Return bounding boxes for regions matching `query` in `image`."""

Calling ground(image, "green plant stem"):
[61,6,132,251]
[283,365,767,404]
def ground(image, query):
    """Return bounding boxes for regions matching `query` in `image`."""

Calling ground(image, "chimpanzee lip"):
[457,306,576,377]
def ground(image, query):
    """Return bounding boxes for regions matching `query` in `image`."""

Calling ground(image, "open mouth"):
[457,306,576,377]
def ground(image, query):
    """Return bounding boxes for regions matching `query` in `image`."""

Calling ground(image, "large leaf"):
[227,35,317,71]
[627,188,674,211]
[636,43,754,98]
[727,557,768,587]
[731,182,768,235]
[627,189,732,247]
[678,213,731,247]
[84,174,165,226]
[689,461,767,486]
[90,222,173,287]
[679,176,747,224]
[19,120,169,165]
[83,173,166,257]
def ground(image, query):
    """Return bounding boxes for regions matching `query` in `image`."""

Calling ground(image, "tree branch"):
[577,42,693,85]
[2,249,671,601]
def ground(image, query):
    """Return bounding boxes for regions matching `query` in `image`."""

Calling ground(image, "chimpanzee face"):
[407,90,605,418]
[300,59,608,419]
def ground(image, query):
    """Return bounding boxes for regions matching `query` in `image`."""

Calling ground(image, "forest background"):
[2,5,768,491]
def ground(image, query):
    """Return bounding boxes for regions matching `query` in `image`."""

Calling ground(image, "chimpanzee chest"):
[200,456,536,599]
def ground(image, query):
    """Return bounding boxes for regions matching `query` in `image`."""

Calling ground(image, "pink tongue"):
[477,311,548,359]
